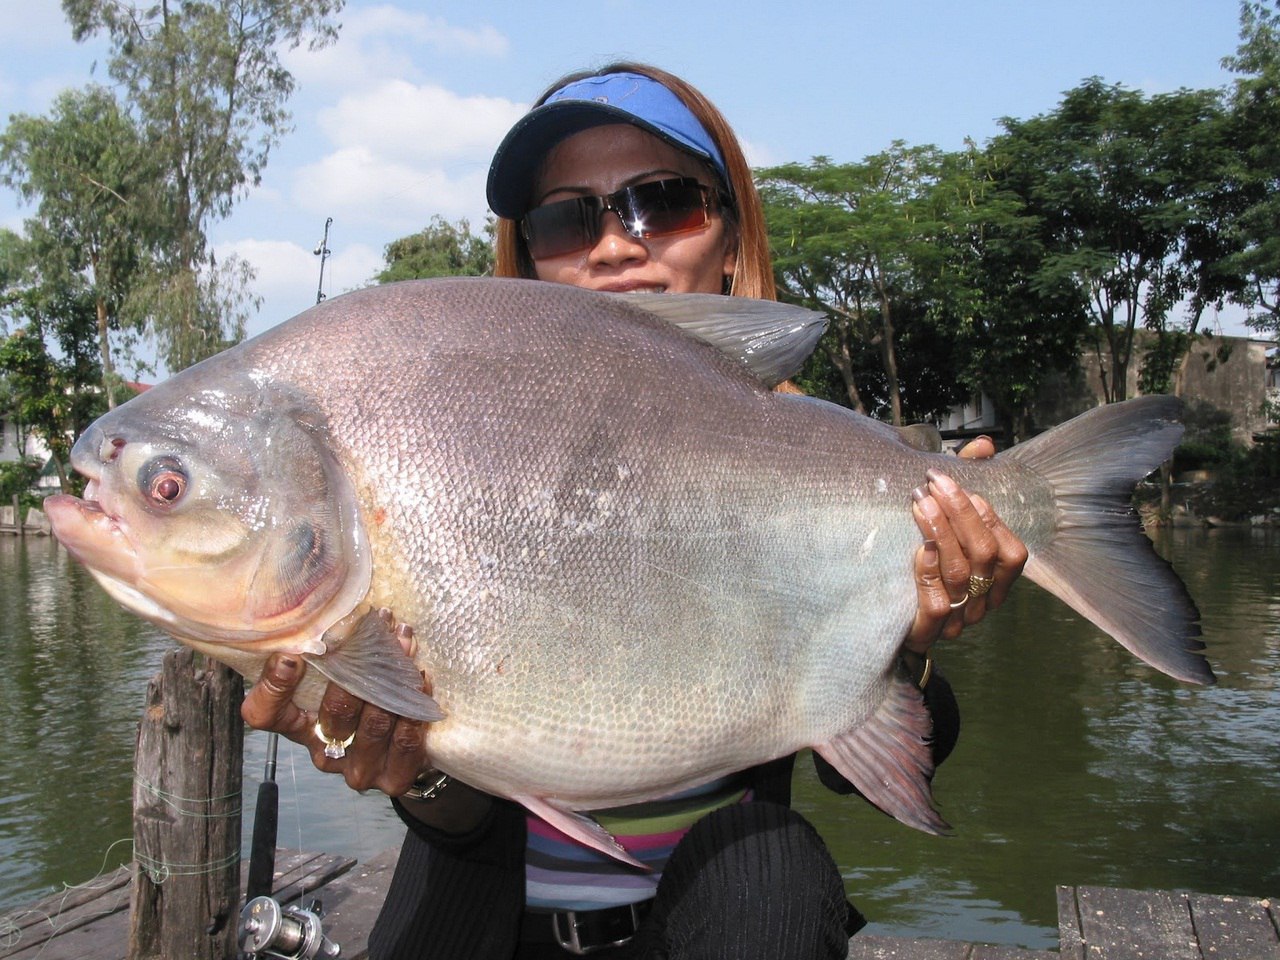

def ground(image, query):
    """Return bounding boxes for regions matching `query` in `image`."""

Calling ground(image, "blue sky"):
[0,0,1256,353]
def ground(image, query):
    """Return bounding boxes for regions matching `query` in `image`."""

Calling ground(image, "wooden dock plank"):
[287,848,399,960]
[6,861,1276,960]
[1071,885,1200,959]
[0,873,131,960]
[1187,892,1280,959]
[0,851,356,960]
[847,935,975,958]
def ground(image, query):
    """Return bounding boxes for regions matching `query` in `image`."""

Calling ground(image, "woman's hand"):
[905,436,1028,654]
[241,653,431,797]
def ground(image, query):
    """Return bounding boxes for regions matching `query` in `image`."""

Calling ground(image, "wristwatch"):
[401,769,451,802]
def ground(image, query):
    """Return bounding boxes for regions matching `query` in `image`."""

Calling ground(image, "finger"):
[305,681,369,776]
[911,484,972,610]
[904,538,964,652]
[925,469,1001,623]
[970,494,1028,611]
[241,654,315,745]
[956,435,995,460]
[317,680,365,744]
[380,718,430,797]
[342,703,399,792]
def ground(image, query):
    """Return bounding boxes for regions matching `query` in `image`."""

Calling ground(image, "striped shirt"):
[525,776,752,911]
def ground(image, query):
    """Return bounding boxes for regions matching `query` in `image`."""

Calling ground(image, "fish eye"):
[139,456,189,508]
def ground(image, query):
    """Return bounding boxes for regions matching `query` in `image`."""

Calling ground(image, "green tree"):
[928,143,1091,442]
[1221,0,1280,335]
[759,145,969,424]
[376,217,495,283]
[994,79,1231,403]
[0,86,157,408]
[62,0,344,370]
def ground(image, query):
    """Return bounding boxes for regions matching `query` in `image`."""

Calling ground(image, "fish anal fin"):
[814,675,949,836]
[303,608,444,722]
[517,795,650,871]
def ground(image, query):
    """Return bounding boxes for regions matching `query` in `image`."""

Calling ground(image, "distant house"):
[2,380,152,491]
[0,417,52,469]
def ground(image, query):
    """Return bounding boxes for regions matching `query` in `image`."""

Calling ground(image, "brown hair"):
[493,62,776,301]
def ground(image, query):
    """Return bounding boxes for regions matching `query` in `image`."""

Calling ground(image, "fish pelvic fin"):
[1005,394,1214,686]
[517,795,650,871]
[302,608,445,722]
[814,674,949,836]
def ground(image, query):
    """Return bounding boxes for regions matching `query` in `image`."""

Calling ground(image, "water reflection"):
[794,525,1280,948]
[1,529,1277,951]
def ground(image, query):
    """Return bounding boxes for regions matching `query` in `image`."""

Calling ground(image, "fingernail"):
[911,486,928,502]
[926,468,957,493]
[276,655,299,679]
[976,435,993,445]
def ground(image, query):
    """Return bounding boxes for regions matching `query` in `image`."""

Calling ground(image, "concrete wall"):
[947,333,1275,445]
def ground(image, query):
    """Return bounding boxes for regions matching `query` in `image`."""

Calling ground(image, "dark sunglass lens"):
[523,197,601,259]
[622,179,710,237]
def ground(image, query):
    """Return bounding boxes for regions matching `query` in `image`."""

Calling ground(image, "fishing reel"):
[238,732,340,959]
[238,895,340,959]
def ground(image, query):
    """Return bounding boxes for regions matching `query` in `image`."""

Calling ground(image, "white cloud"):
[291,146,491,233]
[283,4,508,92]
[318,80,526,164]
[286,79,525,235]
[216,238,384,338]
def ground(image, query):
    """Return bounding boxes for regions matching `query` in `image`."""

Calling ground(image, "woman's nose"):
[585,212,648,267]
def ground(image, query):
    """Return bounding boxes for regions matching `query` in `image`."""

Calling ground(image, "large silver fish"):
[46,278,1211,865]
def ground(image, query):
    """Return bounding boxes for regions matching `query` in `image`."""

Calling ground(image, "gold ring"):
[968,575,995,599]
[314,721,355,760]
[949,593,969,610]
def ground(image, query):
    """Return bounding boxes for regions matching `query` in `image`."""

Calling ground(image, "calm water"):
[1,528,1277,949]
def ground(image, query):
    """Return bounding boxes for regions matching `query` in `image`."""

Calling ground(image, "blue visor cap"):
[486,72,729,220]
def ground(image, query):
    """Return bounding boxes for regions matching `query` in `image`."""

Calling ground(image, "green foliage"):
[376,217,495,283]
[60,0,345,369]
[1172,400,1240,472]
[993,80,1233,403]
[0,459,42,511]
[1186,429,1280,519]
[1222,1,1280,334]
[759,146,974,424]
[0,85,157,405]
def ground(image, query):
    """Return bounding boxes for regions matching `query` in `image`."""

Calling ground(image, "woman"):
[244,63,1027,959]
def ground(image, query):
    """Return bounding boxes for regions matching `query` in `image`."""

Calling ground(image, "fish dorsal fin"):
[618,293,827,387]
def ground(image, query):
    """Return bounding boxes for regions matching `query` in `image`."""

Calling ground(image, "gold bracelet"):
[916,651,934,690]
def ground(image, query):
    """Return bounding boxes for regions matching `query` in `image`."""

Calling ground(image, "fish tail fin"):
[1005,395,1214,685]
[814,674,950,835]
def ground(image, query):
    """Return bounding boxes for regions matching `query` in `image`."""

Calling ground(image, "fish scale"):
[45,277,1212,865]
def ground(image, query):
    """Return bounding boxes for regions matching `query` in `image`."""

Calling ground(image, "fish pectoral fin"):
[302,609,444,723]
[814,674,949,836]
[516,795,650,871]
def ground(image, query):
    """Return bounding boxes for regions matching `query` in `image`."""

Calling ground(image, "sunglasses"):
[520,177,726,260]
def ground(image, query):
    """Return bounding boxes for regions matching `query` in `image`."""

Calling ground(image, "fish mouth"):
[45,491,143,584]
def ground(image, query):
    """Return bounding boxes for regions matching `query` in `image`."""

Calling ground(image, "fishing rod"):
[237,732,341,959]
[239,221,341,957]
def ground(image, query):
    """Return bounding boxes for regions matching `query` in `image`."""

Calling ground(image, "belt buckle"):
[551,903,642,956]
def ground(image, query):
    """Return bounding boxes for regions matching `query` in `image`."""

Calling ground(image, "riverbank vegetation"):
[1,2,1277,516]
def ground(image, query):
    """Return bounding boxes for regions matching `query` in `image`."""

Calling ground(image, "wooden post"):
[129,647,244,960]
[13,494,22,539]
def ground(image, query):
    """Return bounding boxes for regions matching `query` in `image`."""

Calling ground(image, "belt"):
[522,899,653,955]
